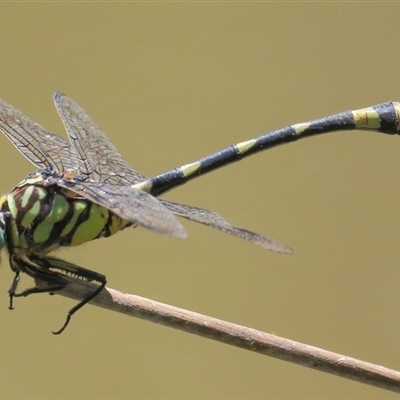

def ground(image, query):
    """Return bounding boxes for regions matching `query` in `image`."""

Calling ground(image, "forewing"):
[0,97,78,172]
[162,200,291,253]
[201,224,292,253]
[58,180,186,238]
[54,92,147,184]
[160,200,231,227]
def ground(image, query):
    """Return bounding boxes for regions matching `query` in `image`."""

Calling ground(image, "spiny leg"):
[8,271,20,310]
[8,255,106,334]
[8,261,67,309]
[33,256,107,335]
[52,279,106,335]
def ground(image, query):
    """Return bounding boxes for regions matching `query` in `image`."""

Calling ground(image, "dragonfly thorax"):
[1,177,131,257]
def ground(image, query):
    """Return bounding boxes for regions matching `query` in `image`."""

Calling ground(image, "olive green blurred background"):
[0,3,399,398]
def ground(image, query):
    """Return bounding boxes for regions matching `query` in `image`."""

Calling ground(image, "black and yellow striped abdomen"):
[2,175,130,256]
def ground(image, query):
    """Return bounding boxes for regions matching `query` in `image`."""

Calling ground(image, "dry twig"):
[35,276,400,393]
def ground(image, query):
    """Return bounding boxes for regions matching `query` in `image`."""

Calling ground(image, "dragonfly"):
[0,93,399,334]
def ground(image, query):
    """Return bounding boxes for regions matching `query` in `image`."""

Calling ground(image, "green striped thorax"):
[1,172,131,258]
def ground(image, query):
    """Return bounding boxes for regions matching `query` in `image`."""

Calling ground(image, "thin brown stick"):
[35,276,400,393]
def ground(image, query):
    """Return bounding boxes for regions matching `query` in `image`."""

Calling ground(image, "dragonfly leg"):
[8,254,107,334]
[8,259,67,310]
[52,279,106,335]
[33,256,107,335]
[8,271,20,310]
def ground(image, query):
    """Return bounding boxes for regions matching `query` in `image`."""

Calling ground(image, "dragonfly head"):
[0,195,9,253]
[0,212,5,252]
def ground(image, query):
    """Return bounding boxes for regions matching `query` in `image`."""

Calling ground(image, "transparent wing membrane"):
[0,98,78,172]
[162,200,291,253]
[54,92,147,184]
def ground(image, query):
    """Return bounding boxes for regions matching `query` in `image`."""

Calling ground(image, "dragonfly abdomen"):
[4,178,130,255]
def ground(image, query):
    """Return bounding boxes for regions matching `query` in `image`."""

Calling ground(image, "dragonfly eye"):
[0,216,5,251]
[0,230,4,250]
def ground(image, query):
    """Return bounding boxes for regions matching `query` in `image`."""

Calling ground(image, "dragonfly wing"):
[58,180,187,238]
[161,200,291,253]
[0,97,78,172]
[160,200,231,227]
[205,224,292,254]
[54,92,147,185]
